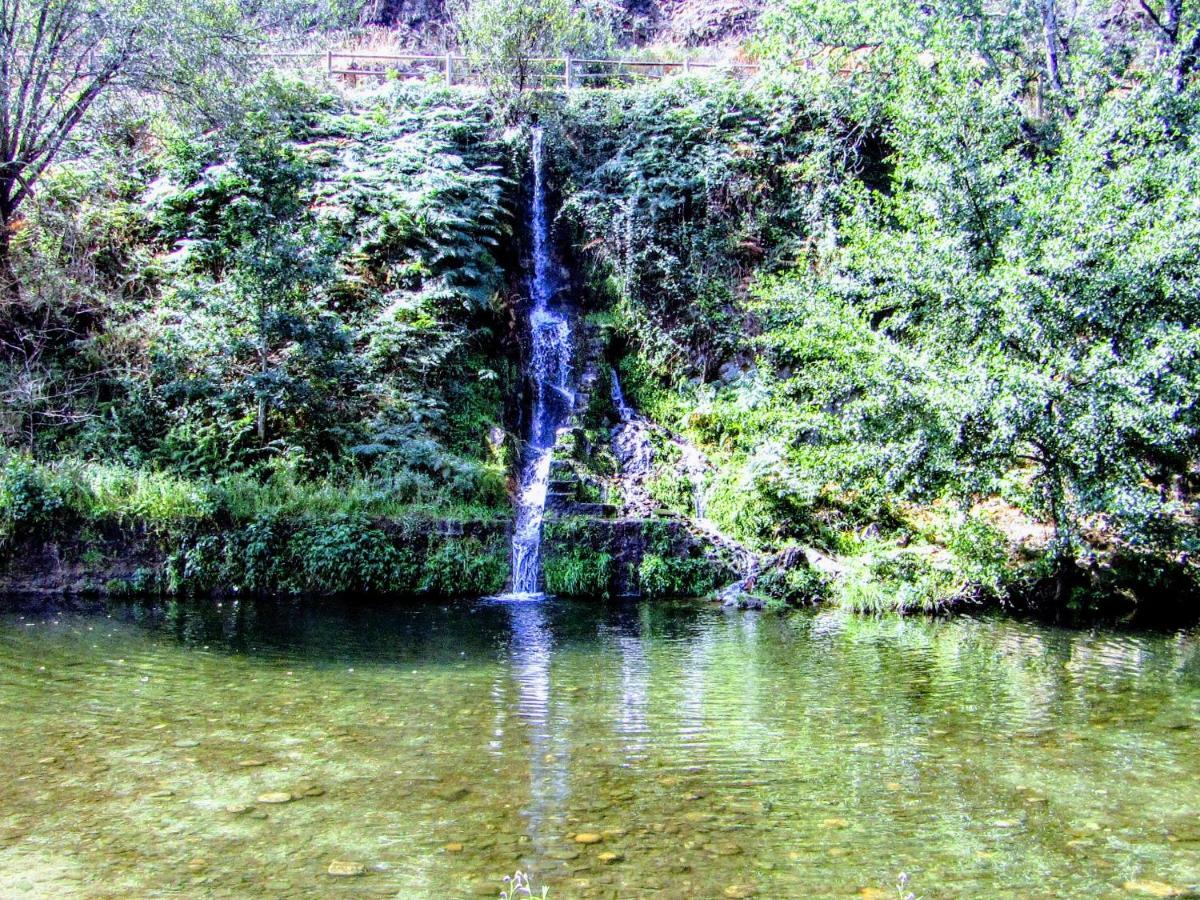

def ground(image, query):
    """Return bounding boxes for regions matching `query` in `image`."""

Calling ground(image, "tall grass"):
[0,454,509,536]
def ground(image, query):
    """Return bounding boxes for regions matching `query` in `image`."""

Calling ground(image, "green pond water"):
[1,596,1198,898]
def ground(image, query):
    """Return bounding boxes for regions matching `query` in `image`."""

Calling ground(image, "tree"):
[154,124,362,467]
[0,1,263,283]
[453,0,611,118]
[1138,0,1200,90]
[753,71,1200,580]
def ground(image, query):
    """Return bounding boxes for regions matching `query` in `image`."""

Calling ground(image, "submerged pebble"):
[327,860,366,877]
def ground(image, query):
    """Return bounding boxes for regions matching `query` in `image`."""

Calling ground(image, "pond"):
[0,596,1198,898]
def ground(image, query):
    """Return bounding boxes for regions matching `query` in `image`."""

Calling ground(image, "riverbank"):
[0,456,732,601]
[3,454,1194,627]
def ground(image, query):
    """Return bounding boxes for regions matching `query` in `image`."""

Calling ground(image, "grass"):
[0,455,509,536]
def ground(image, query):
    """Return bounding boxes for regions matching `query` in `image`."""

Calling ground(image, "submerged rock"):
[1122,881,1187,897]
[327,860,366,877]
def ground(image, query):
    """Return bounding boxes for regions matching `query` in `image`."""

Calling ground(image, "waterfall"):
[610,367,635,423]
[506,128,573,598]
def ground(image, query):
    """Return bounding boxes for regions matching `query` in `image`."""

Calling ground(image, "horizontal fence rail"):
[257,50,760,89]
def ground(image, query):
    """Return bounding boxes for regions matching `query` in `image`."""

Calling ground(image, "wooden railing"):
[258,50,760,89]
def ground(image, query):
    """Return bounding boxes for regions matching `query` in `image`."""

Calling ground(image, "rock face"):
[0,525,163,600]
[356,0,762,49]
[358,0,447,32]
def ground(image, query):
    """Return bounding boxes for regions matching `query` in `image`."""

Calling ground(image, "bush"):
[418,535,508,597]
[293,515,418,594]
[755,564,829,609]
[638,552,718,598]
[0,455,75,542]
[544,547,612,598]
[832,549,964,614]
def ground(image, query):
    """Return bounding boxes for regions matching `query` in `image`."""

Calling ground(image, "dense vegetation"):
[0,67,520,596]
[554,0,1200,616]
[2,0,1199,616]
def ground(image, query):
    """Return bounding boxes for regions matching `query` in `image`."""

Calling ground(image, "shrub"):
[419,535,508,597]
[755,565,829,609]
[544,547,612,598]
[832,549,963,614]
[293,515,417,594]
[638,552,718,598]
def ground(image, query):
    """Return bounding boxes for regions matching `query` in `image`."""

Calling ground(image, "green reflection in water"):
[0,597,1198,898]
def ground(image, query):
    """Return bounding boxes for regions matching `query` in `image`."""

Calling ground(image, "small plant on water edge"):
[499,869,547,899]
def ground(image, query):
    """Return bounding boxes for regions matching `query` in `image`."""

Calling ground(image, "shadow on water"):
[3,592,714,666]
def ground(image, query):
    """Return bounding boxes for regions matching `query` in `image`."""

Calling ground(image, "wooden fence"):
[259,50,759,90]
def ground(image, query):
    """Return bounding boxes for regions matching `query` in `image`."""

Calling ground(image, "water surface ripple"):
[0,598,1198,897]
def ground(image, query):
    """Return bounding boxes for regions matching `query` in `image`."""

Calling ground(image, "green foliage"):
[559,10,1200,607]
[832,548,964,615]
[947,518,1010,597]
[419,535,509,596]
[4,78,515,521]
[560,77,842,383]
[454,0,614,118]
[543,546,612,598]
[0,455,71,541]
[292,515,416,594]
[638,552,717,598]
[755,565,830,610]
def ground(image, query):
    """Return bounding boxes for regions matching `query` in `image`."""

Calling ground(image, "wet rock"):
[224,803,254,815]
[436,786,470,802]
[236,759,267,768]
[256,792,293,804]
[444,843,464,853]
[724,885,757,898]
[574,832,603,844]
[597,851,623,864]
[821,817,849,829]
[327,860,366,877]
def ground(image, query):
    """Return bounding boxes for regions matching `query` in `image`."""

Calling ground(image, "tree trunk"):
[0,192,20,301]
[1041,0,1064,92]
[1176,27,1200,91]
[257,310,268,447]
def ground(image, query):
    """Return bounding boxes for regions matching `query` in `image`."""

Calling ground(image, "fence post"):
[683,58,691,75]
[327,50,333,74]
[564,56,572,91]
[445,53,453,85]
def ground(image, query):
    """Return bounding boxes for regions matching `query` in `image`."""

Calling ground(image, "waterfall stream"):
[506,128,573,598]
